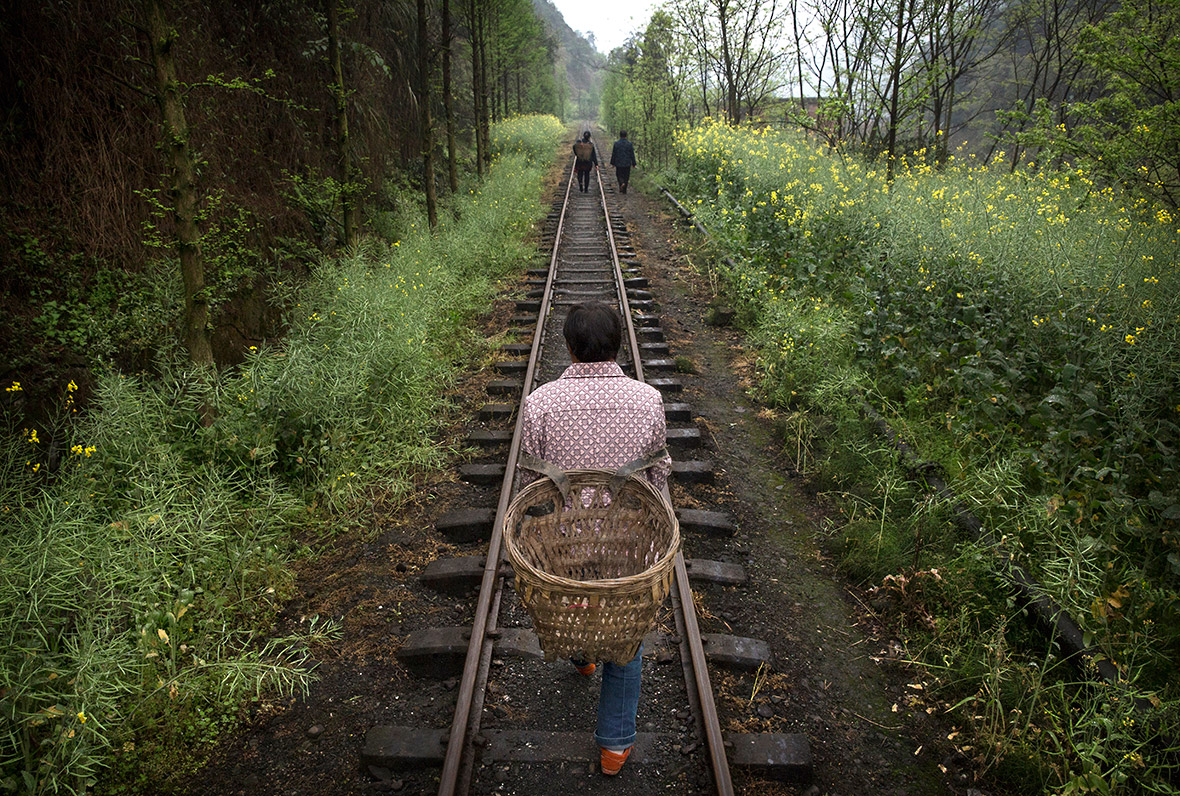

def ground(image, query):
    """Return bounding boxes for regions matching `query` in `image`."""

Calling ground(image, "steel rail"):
[594,149,643,384]
[436,158,577,796]
[670,553,733,796]
[454,576,504,796]
[440,133,734,796]
[593,136,734,796]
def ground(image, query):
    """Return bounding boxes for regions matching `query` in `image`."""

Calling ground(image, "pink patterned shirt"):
[518,361,671,488]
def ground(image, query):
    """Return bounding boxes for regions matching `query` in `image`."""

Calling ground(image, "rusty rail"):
[438,134,733,795]
[436,159,574,796]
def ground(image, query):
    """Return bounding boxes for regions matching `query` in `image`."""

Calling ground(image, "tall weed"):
[0,114,563,793]
[671,119,1180,792]
[0,378,307,795]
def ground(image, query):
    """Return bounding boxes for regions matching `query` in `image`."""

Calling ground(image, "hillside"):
[532,0,604,119]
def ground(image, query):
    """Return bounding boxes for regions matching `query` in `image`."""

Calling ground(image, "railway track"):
[361,130,812,794]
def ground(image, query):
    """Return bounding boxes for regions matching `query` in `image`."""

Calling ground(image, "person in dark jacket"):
[573,131,598,193]
[609,131,637,194]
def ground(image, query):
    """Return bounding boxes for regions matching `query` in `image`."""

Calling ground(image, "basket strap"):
[519,446,669,503]
[608,446,670,496]
[517,452,573,504]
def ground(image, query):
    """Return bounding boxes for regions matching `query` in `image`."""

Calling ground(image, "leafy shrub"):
[26,263,178,365]
[0,377,309,795]
[751,294,855,406]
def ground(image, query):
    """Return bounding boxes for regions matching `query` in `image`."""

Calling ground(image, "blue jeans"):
[574,644,643,750]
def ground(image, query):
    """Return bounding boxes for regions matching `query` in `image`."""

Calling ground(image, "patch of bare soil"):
[150,159,988,796]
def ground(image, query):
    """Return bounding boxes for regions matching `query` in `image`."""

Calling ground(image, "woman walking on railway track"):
[573,131,598,193]
[517,301,671,776]
[609,131,637,194]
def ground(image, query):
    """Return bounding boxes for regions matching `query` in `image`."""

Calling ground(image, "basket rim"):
[503,469,680,593]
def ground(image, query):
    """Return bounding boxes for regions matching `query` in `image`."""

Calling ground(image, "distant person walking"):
[573,131,598,193]
[609,131,637,194]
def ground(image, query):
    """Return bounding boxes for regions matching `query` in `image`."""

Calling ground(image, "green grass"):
[0,114,564,794]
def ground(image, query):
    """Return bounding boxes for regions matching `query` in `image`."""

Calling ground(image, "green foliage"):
[194,194,266,307]
[1032,0,1180,209]
[0,227,175,367]
[489,114,565,162]
[750,294,855,406]
[190,68,314,113]
[0,115,560,793]
[486,1,562,117]
[531,0,603,119]
[671,118,1180,792]
[139,188,266,312]
[600,11,688,170]
[366,173,422,245]
[0,379,309,795]
[221,120,557,512]
[28,264,179,364]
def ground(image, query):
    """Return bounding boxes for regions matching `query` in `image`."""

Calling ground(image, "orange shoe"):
[600,746,632,775]
[574,661,596,677]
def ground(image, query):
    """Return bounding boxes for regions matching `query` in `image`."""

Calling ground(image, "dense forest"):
[0,0,600,388]
[0,2,587,792]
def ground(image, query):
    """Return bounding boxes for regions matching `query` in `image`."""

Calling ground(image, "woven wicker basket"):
[503,465,680,665]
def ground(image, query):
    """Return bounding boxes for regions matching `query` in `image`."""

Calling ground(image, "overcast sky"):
[548,0,662,55]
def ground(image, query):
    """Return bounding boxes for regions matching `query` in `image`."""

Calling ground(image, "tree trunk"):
[487,12,498,124]
[418,0,438,228]
[885,0,910,181]
[831,36,846,142]
[792,0,806,110]
[326,0,357,246]
[145,0,212,367]
[718,1,740,121]
[699,60,709,121]
[442,0,459,193]
[478,8,491,166]
[939,64,954,164]
[469,0,484,176]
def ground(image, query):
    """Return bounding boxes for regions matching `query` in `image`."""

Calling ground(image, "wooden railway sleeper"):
[368,142,812,792]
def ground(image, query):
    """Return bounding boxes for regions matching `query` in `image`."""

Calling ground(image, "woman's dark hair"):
[564,302,621,362]
[582,131,591,141]
[619,130,628,138]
